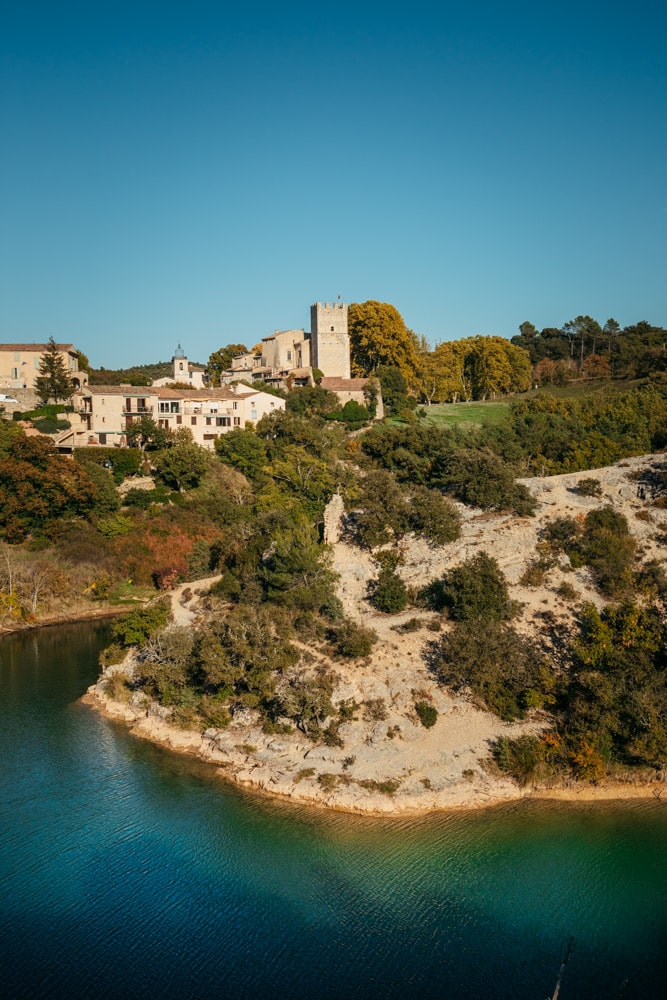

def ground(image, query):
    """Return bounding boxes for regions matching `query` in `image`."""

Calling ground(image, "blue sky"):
[2,1,666,368]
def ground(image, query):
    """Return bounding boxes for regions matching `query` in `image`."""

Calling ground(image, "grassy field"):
[418,400,511,428]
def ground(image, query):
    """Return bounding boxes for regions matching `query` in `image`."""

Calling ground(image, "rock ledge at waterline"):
[84,456,666,814]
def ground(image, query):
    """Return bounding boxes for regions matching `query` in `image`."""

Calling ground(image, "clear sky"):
[2,0,666,368]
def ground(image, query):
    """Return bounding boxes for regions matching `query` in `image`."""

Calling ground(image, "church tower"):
[172,344,188,382]
[310,301,351,379]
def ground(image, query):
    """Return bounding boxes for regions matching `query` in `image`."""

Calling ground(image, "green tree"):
[369,564,408,613]
[207,344,249,385]
[434,620,552,720]
[442,551,514,622]
[154,441,212,491]
[353,469,411,548]
[376,365,414,416]
[34,338,74,404]
[348,301,420,385]
[125,415,173,451]
[215,427,268,480]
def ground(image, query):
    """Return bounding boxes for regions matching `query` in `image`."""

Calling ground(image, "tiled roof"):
[0,343,76,353]
[319,377,370,391]
[79,385,237,400]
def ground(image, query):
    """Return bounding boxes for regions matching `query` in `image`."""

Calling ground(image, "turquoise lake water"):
[0,622,665,999]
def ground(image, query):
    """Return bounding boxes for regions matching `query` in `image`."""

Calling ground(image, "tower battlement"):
[310,301,350,379]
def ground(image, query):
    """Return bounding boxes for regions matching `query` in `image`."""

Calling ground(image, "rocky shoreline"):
[80,454,667,816]
[82,681,662,814]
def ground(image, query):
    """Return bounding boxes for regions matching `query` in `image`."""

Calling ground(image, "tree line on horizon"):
[76,302,666,405]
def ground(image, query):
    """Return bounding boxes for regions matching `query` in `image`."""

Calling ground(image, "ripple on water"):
[1,624,666,999]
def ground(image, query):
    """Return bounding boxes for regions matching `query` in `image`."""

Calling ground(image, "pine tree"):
[35,338,74,404]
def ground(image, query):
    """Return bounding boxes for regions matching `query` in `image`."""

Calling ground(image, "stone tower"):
[310,301,351,379]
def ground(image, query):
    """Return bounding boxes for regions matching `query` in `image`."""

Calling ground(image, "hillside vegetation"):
[3,369,667,800]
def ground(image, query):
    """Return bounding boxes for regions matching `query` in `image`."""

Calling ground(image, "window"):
[11,368,19,379]
[99,433,106,445]
[287,350,292,361]
[233,401,238,410]
[206,417,212,426]
[176,415,182,425]
[215,416,231,427]
[233,417,240,426]
[13,352,19,362]
[34,358,40,369]
[331,326,334,331]
[191,416,197,425]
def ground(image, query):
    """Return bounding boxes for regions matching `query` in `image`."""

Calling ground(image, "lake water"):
[0,622,665,999]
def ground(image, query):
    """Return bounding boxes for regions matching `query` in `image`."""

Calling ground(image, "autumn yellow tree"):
[348,301,420,387]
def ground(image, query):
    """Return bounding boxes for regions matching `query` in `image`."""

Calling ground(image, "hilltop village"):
[2,303,667,813]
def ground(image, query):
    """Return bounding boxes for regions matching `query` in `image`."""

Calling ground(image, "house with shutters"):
[63,383,284,450]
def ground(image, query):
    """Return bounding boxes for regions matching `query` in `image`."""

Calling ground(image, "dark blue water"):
[1,623,665,999]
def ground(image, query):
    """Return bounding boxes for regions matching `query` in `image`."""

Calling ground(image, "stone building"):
[62,383,284,451]
[310,302,350,380]
[0,342,87,391]
[218,300,381,417]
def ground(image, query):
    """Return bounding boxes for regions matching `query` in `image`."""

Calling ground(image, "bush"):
[578,506,636,596]
[434,620,554,721]
[443,552,515,622]
[408,486,461,546]
[32,417,58,433]
[520,563,547,587]
[332,619,378,658]
[369,565,408,613]
[414,701,438,728]
[363,698,388,721]
[74,447,142,483]
[123,487,169,509]
[111,600,171,647]
[576,478,602,497]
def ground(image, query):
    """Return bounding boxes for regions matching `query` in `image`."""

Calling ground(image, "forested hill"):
[89,362,174,385]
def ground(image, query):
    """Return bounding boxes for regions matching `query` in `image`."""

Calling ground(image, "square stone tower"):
[310,301,351,379]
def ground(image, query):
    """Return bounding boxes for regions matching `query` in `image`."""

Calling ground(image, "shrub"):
[408,485,461,546]
[294,768,315,783]
[32,417,58,433]
[542,517,581,552]
[579,506,636,596]
[369,565,408,613]
[443,551,515,622]
[434,620,554,721]
[556,581,578,601]
[74,447,142,483]
[111,599,171,647]
[520,563,547,587]
[317,772,339,791]
[363,698,388,721]
[105,672,131,702]
[357,777,401,795]
[332,619,378,658]
[494,734,566,787]
[415,701,438,728]
[576,478,603,497]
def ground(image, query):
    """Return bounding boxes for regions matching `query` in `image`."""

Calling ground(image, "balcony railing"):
[121,405,153,415]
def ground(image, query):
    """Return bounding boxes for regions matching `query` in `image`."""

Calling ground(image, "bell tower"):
[172,344,188,382]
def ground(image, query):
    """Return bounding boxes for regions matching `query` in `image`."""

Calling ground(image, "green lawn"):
[418,400,511,428]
